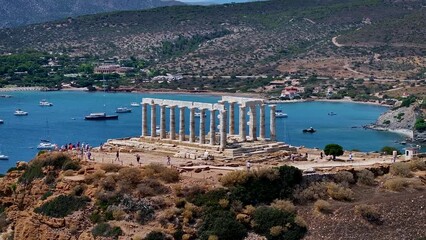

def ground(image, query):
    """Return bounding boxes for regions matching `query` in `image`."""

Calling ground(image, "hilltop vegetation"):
[0,0,424,77]
[0,0,184,28]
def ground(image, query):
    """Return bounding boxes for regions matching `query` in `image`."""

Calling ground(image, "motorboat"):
[85,112,118,120]
[275,110,288,118]
[130,102,140,107]
[37,140,57,150]
[116,107,132,113]
[0,119,3,124]
[0,95,12,98]
[302,127,316,133]
[14,109,28,116]
[0,154,8,160]
[328,112,337,116]
[39,99,53,106]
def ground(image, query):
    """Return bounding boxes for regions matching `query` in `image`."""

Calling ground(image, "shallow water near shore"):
[0,91,406,173]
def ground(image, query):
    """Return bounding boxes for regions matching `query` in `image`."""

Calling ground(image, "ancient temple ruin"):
[140,96,277,150]
[105,96,291,160]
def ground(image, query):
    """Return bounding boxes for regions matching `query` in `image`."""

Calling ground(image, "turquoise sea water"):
[0,91,405,173]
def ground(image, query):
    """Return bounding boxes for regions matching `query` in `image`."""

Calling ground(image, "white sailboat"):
[0,145,8,160]
[37,121,57,150]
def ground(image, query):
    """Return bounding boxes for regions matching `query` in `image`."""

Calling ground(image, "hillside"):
[0,151,425,239]
[0,0,425,77]
[0,0,184,28]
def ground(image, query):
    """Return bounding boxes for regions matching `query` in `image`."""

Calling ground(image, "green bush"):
[41,191,53,200]
[91,223,123,239]
[229,166,302,205]
[334,171,355,184]
[198,210,247,240]
[324,144,344,160]
[252,206,306,240]
[144,231,171,240]
[35,195,90,218]
[415,119,426,132]
[62,159,81,171]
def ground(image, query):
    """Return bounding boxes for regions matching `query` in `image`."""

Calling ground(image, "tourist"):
[87,151,91,160]
[136,153,141,165]
[246,160,251,172]
[320,151,323,159]
[167,156,171,165]
[349,152,353,161]
[115,150,120,161]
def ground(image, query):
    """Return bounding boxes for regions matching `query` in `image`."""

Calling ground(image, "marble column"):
[179,107,185,141]
[259,104,266,139]
[220,110,227,150]
[239,105,246,141]
[160,105,166,139]
[169,106,176,140]
[210,109,216,145]
[142,103,148,137]
[199,109,206,144]
[270,105,276,141]
[151,104,157,137]
[189,108,196,143]
[249,104,257,141]
[229,102,235,135]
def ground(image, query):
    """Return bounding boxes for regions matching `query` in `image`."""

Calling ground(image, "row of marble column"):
[142,103,227,149]
[141,102,277,149]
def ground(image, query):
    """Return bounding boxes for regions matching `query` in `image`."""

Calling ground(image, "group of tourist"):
[59,142,93,160]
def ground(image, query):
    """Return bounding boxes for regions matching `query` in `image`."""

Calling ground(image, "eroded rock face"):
[375,106,417,131]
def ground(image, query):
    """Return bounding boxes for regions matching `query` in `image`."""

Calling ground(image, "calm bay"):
[0,91,405,173]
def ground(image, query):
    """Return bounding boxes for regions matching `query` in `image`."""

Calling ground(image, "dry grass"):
[383,177,410,191]
[313,200,333,214]
[293,182,328,203]
[356,169,376,186]
[354,204,382,225]
[219,170,248,187]
[85,170,106,185]
[390,162,412,177]
[334,171,355,184]
[408,159,426,171]
[142,163,179,183]
[326,182,354,201]
[270,199,296,214]
[100,163,123,173]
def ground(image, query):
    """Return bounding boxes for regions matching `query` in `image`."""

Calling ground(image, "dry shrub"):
[250,168,279,181]
[135,179,170,198]
[334,171,355,184]
[100,176,116,192]
[243,205,256,215]
[409,159,426,171]
[326,182,354,201]
[85,170,105,185]
[62,170,75,176]
[293,182,328,203]
[100,163,123,173]
[383,177,409,191]
[112,208,126,220]
[236,213,250,223]
[270,199,296,214]
[390,162,412,177]
[218,199,229,208]
[117,167,143,186]
[354,204,382,225]
[208,235,219,240]
[179,185,206,198]
[294,216,307,228]
[142,164,179,183]
[270,226,284,237]
[313,200,333,214]
[219,170,248,187]
[356,169,375,186]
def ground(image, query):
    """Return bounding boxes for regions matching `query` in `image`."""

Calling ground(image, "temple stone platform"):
[103,136,294,161]
[103,96,294,161]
